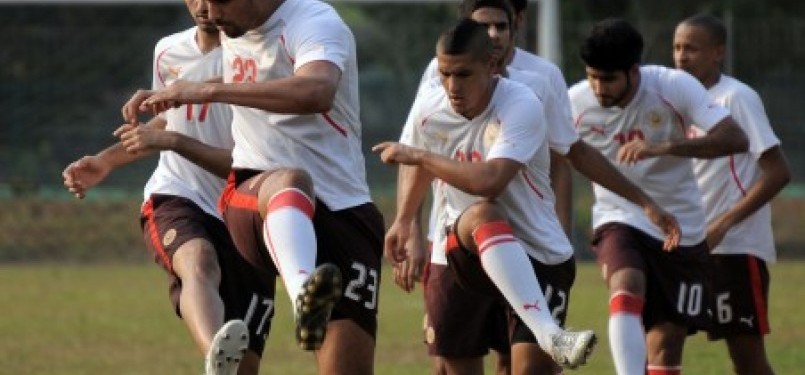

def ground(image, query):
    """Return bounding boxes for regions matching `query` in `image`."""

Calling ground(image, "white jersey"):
[408,49,579,252]
[690,75,780,262]
[401,78,573,265]
[413,48,578,154]
[221,0,370,210]
[568,65,730,245]
[144,27,233,218]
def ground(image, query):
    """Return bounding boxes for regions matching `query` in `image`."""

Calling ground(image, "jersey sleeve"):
[488,84,546,163]
[664,69,730,132]
[726,85,781,157]
[545,68,579,155]
[399,91,425,148]
[287,16,352,72]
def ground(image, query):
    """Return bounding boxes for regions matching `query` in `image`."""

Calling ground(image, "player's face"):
[437,52,495,118]
[673,23,724,85]
[470,7,512,69]
[185,0,217,34]
[207,0,263,38]
[585,66,637,108]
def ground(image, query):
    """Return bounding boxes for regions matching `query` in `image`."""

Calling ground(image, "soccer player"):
[674,14,790,375]
[62,1,274,375]
[405,2,680,374]
[568,18,750,375]
[375,19,597,373]
[126,0,385,374]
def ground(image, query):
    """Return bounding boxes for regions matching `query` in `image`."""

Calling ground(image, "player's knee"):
[462,201,506,223]
[608,268,646,296]
[173,240,221,285]
[267,168,314,194]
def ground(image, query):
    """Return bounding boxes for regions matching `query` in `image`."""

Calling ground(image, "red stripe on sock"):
[472,221,513,243]
[647,365,681,374]
[472,221,515,255]
[610,291,644,315]
[747,256,770,334]
[267,189,314,218]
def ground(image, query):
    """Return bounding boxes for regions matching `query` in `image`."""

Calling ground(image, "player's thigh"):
[313,201,384,339]
[424,263,508,358]
[590,223,648,294]
[140,194,221,313]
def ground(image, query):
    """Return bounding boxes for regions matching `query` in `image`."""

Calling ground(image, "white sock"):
[609,291,646,375]
[474,221,561,351]
[262,188,317,311]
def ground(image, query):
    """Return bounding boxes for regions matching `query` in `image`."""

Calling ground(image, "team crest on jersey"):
[483,120,501,146]
[167,65,182,78]
[647,111,663,128]
[163,228,177,247]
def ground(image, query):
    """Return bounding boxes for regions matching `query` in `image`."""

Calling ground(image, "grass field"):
[1,261,803,374]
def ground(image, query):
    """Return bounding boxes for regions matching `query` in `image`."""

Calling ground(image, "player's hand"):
[384,219,413,265]
[393,229,426,293]
[140,80,209,116]
[705,217,730,251]
[121,89,156,125]
[644,202,681,251]
[617,139,668,165]
[372,141,423,166]
[114,123,173,154]
[62,155,112,199]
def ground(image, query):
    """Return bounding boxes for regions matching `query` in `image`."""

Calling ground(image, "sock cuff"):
[266,188,315,218]
[647,364,681,374]
[610,291,644,315]
[471,221,515,255]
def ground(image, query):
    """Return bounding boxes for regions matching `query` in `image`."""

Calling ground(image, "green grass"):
[1,261,803,374]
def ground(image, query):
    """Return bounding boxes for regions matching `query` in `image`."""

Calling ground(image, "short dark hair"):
[508,0,527,13]
[437,18,494,62]
[580,18,643,72]
[680,14,727,46]
[459,0,514,29]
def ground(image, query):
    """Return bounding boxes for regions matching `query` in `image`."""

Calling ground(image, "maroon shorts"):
[219,169,384,338]
[140,194,276,355]
[591,222,712,332]
[424,263,510,357]
[426,228,576,356]
[707,254,771,340]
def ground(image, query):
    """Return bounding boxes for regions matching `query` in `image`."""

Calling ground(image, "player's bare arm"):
[706,146,791,248]
[115,123,233,179]
[550,151,573,236]
[142,61,340,116]
[391,166,427,292]
[62,116,167,199]
[618,116,748,163]
[384,164,433,264]
[373,141,522,198]
[566,140,681,250]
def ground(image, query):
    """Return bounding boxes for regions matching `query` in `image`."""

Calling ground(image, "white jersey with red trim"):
[144,27,233,218]
[401,78,573,265]
[689,75,780,262]
[409,50,579,253]
[413,48,578,154]
[568,65,730,246]
[221,0,370,210]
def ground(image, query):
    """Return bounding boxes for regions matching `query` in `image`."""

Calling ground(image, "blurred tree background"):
[1,0,803,260]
